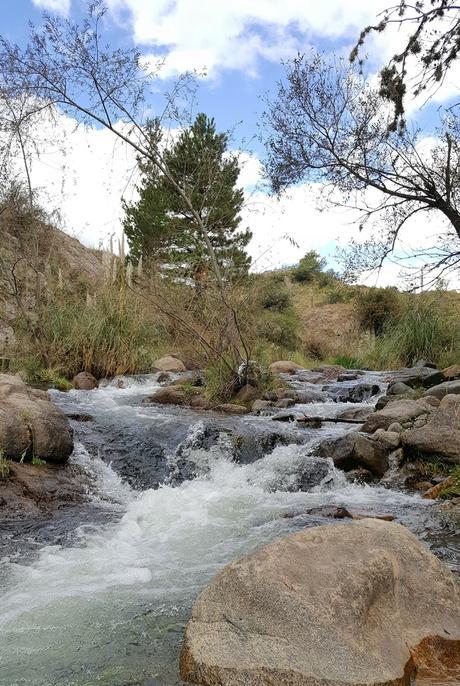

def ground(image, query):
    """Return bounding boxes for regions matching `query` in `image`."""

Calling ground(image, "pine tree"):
[123,113,252,284]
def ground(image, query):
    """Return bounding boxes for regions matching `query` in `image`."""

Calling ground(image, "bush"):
[292,250,327,283]
[256,310,300,350]
[257,276,291,312]
[355,287,400,336]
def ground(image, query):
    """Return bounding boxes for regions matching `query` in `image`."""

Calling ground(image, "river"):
[0,372,458,685]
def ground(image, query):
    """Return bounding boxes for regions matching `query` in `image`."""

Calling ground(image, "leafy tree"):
[262,51,460,286]
[292,250,327,283]
[351,1,460,130]
[123,114,252,284]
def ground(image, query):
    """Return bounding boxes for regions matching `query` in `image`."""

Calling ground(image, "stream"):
[0,371,458,686]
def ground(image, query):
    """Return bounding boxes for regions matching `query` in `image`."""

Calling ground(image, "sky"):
[1,0,459,285]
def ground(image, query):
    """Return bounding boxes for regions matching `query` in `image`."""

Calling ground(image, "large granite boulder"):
[422,379,460,399]
[144,385,188,406]
[73,371,98,390]
[269,360,304,375]
[402,394,460,464]
[317,432,389,476]
[181,520,460,686]
[362,399,430,433]
[0,374,73,464]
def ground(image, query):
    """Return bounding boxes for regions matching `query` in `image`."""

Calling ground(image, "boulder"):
[73,371,98,390]
[337,406,374,422]
[171,372,204,387]
[402,394,460,463]
[274,398,295,409]
[362,399,428,433]
[0,374,73,464]
[269,360,303,375]
[422,379,460,399]
[442,364,460,380]
[212,403,250,415]
[422,476,457,500]
[387,381,415,396]
[374,429,401,450]
[327,382,381,403]
[388,366,444,388]
[234,384,259,404]
[252,399,273,414]
[317,432,389,476]
[181,520,460,686]
[144,385,187,406]
[296,388,328,404]
[152,355,186,373]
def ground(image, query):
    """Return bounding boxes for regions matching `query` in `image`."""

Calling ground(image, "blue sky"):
[1,0,459,284]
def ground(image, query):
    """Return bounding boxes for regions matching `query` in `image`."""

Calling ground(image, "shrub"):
[0,450,10,479]
[292,250,326,283]
[355,287,400,335]
[257,276,291,312]
[256,310,300,350]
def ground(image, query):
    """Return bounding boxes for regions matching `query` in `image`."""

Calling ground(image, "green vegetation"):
[123,113,252,283]
[0,450,10,479]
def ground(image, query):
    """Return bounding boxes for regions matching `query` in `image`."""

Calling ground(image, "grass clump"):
[0,450,10,479]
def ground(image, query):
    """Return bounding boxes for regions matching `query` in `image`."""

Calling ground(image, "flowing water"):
[0,372,458,686]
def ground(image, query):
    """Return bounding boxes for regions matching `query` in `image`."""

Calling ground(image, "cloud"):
[32,0,71,15]
[107,0,390,78]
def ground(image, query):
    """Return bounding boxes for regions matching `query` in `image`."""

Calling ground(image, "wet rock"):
[326,383,381,403]
[422,395,441,408]
[296,388,328,404]
[337,406,374,422]
[73,371,98,390]
[311,364,345,379]
[271,411,297,423]
[317,432,388,477]
[156,371,172,383]
[336,372,359,382]
[233,384,258,404]
[0,462,85,514]
[152,355,187,373]
[212,403,249,415]
[0,374,73,464]
[362,399,428,433]
[144,385,188,406]
[67,413,93,422]
[189,395,212,409]
[251,399,273,414]
[388,366,444,388]
[180,520,460,686]
[262,390,278,401]
[171,372,204,387]
[269,360,303,374]
[345,468,375,484]
[402,394,460,464]
[295,371,325,384]
[275,388,298,400]
[422,379,460,399]
[296,416,323,428]
[415,481,433,492]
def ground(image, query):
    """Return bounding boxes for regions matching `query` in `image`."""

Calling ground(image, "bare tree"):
[262,51,460,286]
[0,1,251,376]
[351,1,460,130]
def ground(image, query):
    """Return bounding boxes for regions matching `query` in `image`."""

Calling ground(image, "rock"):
[412,415,429,429]
[274,398,295,409]
[67,413,93,422]
[234,384,259,404]
[144,385,187,406]
[0,461,85,514]
[189,395,212,409]
[296,388,328,404]
[337,406,374,422]
[422,379,460,399]
[317,432,389,476]
[252,399,273,414]
[345,468,375,483]
[156,371,172,383]
[414,359,437,369]
[152,355,186,373]
[387,381,415,396]
[423,395,441,408]
[362,399,427,433]
[374,429,401,450]
[269,360,303,375]
[388,366,444,388]
[0,374,73,464]
[442,364,460,380]
[311,364,345,379]
[402,394,460,464]
[275,388,298,400]
[262,391,278,401]
[326,383,381,403]
[180,520,460,686]
[422,476,456,499]
[296,415,323,428]
[415,481,433,492]
[336,372,359,382]
[73,371,98,390]
[388,422,404,433]
[171,372,204,387]
[271,411,297,423]
[212,403,250,415]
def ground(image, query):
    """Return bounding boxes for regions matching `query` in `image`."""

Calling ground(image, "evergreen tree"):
[123,113,252,283]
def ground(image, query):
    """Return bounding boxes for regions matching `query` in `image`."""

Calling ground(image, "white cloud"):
[107,0,390,78]
[32,0,71,15]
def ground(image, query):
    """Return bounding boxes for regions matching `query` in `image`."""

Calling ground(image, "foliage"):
[331,355,365,369]
[257,275,291,312]
[366,296,459,368]
[123,114,252,283]
[263,50,460,284]
[0,449,10,479]
[355,287,400,336]
[31,456,47,466]
[23,362,73,390]
[256,310,300,350]
[351,1,460,130]
[292,251,327,283]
